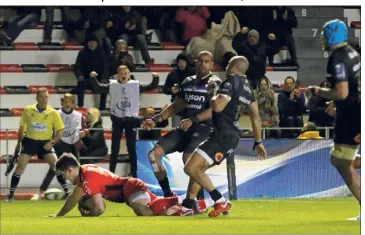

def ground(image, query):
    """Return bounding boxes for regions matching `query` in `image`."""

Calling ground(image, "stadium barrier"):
[1,127,356,199]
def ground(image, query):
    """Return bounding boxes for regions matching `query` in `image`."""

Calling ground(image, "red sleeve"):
[175,8,185,23]
[200,7,210,19]
[81,171,101,195]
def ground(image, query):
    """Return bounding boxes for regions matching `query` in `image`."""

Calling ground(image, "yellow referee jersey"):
[19,104,64,141]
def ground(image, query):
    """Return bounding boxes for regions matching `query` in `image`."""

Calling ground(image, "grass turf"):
[0,197,360,234]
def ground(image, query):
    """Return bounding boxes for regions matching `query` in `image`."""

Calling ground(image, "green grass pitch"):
[0,198,360,234]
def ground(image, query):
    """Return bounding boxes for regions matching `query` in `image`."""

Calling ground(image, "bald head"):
[247,29,259,46]
[227,56,249,75]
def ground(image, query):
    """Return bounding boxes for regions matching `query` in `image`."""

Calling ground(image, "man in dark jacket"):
[73,34,109,110]
[232,29,279,89]
[278,76,307,137]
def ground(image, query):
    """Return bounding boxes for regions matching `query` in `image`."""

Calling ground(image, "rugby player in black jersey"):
[141,51,221,204]
[171,56,267,217]
[306,19,361,221]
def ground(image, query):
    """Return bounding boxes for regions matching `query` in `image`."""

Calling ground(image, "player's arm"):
[192,107,213,122]
[152,97,185,123]
[310,62,349,100]
[210,79,232,112]
[247,101,262,143]
[56,185,85,217]
[16,109,26,149]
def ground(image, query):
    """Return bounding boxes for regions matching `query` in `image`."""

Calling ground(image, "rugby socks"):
[55,172,69,195]
[9,173,21,198]
[209,189,225,203]
[204,197,215,208]
[182,198,195,209]
[158,177,173,197]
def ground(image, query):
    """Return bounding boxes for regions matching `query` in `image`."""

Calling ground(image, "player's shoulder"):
[81,164,103,178]
[182,75,196,85]
[23,104,36,112]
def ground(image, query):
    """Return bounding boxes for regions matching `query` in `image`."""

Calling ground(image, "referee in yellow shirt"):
[5,88,66,202]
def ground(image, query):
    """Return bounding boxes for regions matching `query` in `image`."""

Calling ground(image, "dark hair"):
[284,76,295,84]
[56,153,80,172]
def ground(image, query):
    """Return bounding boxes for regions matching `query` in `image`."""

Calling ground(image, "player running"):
[141,51,221,198]
[172,56,267,217]
[49,153,212,217]
[306,19,361,221]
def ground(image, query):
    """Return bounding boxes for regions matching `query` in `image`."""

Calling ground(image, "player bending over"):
[306,19,361,221]
[49,153,212,217]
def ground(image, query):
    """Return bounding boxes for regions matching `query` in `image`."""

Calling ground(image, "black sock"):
[182,198,195,209]
[55,172,69,195]
[158,177,173,197]
[209,189,223,202]
[9,173,21,197]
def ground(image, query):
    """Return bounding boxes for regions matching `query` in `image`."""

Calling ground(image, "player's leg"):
[32,141,71,200]
[43,151,69,197]
[128,191,154,216]
[353,154,361,169]
[148,130,182,197]
[330,144,361,202]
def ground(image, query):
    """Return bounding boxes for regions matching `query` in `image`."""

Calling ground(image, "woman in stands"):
[253,76,279,138]
[79,108,108,164]
[110,39,136,75]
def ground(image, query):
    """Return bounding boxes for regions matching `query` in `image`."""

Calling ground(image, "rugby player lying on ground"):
[49,153,213,217]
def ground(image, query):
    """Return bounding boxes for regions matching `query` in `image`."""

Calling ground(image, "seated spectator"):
[110,39,136,75]
[232,28,279,89]
[79,108,108,164]
[158,7,179,42]
[297,122,323,140]
[106,7,154,64]
[254,77,279,138]
[267,7,298,67]
[138,107,169,140]
[308,81,335,136]
[73,35,109,110]
[163,53,195,127]
[278,76,306,138]
[175,7,210,45]
[1,7,41,45]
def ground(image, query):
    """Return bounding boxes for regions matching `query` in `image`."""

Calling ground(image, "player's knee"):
[183,164,195,177]
[148,147,163,163]
[182,153,192,164]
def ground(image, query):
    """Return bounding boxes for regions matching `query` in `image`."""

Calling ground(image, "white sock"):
[177,195,185,204]
[204,198,215,208]
[216,197,226,203]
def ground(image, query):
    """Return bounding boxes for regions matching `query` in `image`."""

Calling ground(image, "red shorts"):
[123,178,158,205]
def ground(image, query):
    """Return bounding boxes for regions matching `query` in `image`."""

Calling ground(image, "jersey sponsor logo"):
[186,104,202,109]
[239,96,251,105]
[214,152,224,163]
[353,62,360,72]
[31,122,47,132]
[243,84,251,93]
[185,94,206,103]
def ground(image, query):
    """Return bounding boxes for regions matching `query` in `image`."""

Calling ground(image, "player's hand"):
[325,102,336,117]
[171,84,180,94]
[90,71,98,78]
[256,143,267,160]
[141,119,156,130]
[179,118,193,131]
[43,141,53,151]
[206,77,221,96]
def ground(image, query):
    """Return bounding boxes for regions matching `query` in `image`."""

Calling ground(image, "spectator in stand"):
[1,7,41,45]
[232,28,279,89]
[158,7,179,42]
[297,122,323,140]
[254,77,280,138]
[73,35,109,110]
[267,7,298,67]
[278,76,307,138]
[307,81,335,136]
[175,7,210,46]
[162,53,195,127]
[79,108,108,164]
[139,107,169,140]
[105,7,154,64]
[110,39,136,75]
